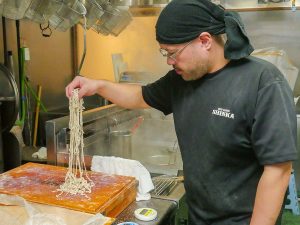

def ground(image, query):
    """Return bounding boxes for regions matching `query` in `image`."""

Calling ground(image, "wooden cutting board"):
[0,163,137,217]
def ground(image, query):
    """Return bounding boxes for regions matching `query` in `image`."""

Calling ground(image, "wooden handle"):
[176,176,184,182]
[33,85,42,147]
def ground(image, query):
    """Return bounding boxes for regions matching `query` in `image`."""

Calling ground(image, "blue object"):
[117,222,139,225]
[285,169,300,215]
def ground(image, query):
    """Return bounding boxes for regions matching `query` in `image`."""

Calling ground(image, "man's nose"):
[167,57,176,65]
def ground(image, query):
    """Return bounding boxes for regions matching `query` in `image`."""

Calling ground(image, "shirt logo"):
[212,108,235,119]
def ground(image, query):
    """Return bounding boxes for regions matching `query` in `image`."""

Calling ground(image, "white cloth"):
[91,156,154,201]
[32,147,47,160]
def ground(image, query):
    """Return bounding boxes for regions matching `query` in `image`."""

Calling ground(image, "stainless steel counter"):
[113,198,177,225]
[113,182,186,225]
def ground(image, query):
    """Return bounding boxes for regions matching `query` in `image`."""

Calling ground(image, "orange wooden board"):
[0,163,137,217]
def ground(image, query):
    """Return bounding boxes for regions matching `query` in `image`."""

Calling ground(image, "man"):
[66,0,297,224]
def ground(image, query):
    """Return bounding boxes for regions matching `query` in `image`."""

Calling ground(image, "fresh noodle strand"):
[57,89,94,198]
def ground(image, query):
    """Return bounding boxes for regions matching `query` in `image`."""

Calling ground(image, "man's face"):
[159,40,210,81]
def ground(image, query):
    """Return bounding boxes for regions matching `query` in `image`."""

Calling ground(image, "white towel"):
[32,147,47,159]
[91,156,154,201]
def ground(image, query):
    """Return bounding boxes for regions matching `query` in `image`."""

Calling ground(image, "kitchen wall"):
[0,19,74,111]
[77,16,171,81]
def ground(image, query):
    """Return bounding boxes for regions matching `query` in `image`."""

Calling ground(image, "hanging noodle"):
[57,89,94,198]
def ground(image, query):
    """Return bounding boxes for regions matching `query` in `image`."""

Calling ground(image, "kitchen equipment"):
[49,0,87,32]
[25,0,63,24]
[151,175,183,196]
[0,162,137,217]
[0,64,19,133]
[0,0,132,36]
[80,0,106,29]
[46,105,143,167]
[0,0,32,20]
[113,198,178,225]
[0,63,20,172]
[46,105,183,175]
[134,207,157,221]
[93,3,132,36]
[110,0,171,16]
[109,130,132,159]
[81,0,103,29]
[131,118,181,176]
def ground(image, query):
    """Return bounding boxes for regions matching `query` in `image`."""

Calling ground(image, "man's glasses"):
[159,39,194,61]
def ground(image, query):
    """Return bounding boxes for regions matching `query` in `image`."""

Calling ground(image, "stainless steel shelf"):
[222,0,299,11]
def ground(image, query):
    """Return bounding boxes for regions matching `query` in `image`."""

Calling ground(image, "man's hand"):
[65,76,102,98]
[65,76,150,109]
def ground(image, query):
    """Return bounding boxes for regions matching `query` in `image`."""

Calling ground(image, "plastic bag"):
[0,194,111,225]
[252,47,299,91]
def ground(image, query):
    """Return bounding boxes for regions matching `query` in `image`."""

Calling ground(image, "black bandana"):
[155,0,254,60]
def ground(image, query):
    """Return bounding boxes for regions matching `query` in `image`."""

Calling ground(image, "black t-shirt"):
[142,56,298,225]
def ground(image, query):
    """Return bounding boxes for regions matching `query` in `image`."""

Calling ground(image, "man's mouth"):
[174,66,181,74]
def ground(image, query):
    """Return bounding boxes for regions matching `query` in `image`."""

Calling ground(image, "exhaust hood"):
[110,0,172,16]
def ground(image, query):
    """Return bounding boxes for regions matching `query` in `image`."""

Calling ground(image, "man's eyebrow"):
[162,47,176,52]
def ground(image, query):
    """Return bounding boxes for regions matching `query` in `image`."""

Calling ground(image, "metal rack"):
[0,0,132,36]
[152,175,181,196]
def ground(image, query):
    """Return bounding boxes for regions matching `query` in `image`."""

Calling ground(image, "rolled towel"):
[91,156,154,201]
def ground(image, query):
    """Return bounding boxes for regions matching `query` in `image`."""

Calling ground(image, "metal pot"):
[109,130,132,159]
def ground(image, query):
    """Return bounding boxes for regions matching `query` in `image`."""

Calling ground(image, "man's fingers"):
[78,90,84,99]
[66,85,74,98]
[66,77,81,98]
[65,85,72,98]
[78,86,88,99]
[66,85,72,98]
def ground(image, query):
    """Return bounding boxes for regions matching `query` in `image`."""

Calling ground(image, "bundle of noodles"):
[57,89,94,198]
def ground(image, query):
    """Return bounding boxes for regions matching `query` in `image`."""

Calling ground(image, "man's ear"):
[198,32,212,49]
